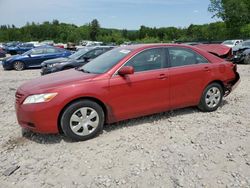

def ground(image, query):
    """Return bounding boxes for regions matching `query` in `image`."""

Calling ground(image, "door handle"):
[204,66,211,72]
[158,74,167,80]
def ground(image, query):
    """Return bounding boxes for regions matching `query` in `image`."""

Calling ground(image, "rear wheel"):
[13,61,25,71]
[198,83,223,112]
[60,100,104,141]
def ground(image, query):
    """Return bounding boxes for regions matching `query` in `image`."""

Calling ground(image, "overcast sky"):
[0,0,219,29]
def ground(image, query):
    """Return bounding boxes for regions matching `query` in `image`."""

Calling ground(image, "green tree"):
[208,0,250,37]
[89,19,100,41]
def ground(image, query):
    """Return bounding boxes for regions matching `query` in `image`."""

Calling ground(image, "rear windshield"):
[80,48,132,74]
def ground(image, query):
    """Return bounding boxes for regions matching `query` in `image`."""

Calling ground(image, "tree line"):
[0,0,249,44]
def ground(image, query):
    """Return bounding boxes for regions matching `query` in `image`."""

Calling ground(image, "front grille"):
[15,91,24,104]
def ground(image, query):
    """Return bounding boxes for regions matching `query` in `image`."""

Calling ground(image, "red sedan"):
[15,44,240,141]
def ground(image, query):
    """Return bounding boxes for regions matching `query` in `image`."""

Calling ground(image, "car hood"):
[19,69,97,93]
[4,55,21,61]
[42,57,71,65]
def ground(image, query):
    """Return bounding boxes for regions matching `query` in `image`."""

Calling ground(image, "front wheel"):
[60,100,104,141]
[198,83,223,112]
[13,61,25,71]
[243,54,250,64]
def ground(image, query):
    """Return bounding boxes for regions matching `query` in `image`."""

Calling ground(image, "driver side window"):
[124,48,164,72]
[30,48,44,55]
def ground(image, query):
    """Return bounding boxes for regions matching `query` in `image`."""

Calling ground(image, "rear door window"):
[168,47,208,67]
[30,48,44,55]
[45,48,57,54]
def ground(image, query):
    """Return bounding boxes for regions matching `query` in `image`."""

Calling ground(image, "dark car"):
[3,43,35,55]
[0,48,6,58]
[2,46,72,71]
[16,43,35,54]
[232,40,250,64]
[2,41,22,55]
[41,46,114,75]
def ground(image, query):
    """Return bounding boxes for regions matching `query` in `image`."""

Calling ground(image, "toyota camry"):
[15,44,240,141]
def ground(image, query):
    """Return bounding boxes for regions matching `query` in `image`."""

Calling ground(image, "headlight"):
[23,93,58,104]
[48,63,58,68]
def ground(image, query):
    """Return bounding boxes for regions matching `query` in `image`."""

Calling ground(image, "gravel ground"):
[0,65,249,188]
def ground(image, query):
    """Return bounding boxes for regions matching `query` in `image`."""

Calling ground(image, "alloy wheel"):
[14,61,24,71]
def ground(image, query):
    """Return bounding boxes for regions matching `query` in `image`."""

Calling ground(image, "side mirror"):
[118,66,134,76]
[27,54,31,57]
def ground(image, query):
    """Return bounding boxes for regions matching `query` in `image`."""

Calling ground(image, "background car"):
[41,46,114,75]
[2,42,35,55]
[2,41,21,54]
[222,40,243,48]
[15,44,239,141]
[2,46,72,71]
[0,48,6,58]
[232,40,250,64]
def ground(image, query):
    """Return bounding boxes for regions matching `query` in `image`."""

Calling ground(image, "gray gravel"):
[0,65,249,188]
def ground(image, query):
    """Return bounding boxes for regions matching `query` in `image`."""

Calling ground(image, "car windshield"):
[223,40,234,45]
[69,48,89,60]
[22,49,33,55]
[79,48,132,74]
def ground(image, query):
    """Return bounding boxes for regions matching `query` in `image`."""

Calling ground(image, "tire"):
[198,83,223,112]
[21,128,33,138]
[13,61,25,71]
[243,54,250,64]
[60,100,104,141]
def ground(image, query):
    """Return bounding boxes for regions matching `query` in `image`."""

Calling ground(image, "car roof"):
[34,45,62,49]
[118,43,196,51]
[116,43,225,64]
[92,46,115,49]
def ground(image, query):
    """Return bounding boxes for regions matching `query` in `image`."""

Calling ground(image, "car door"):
[43,48,64,62]
[167,47,212,109]
[25,48,46,67]
[108,48,170,121]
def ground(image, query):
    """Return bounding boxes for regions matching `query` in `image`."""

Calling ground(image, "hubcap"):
[70,107,99,136]
[14,62,24,70]
[205,87,221,108]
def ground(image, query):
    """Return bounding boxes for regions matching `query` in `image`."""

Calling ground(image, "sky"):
[0,0,219,29]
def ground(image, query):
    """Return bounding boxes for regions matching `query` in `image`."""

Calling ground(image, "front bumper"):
[15,90,60,134]
[1,61,13,70]
[41,66,61,75]
[232,55,244,63]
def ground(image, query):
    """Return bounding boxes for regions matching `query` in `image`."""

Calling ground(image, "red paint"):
[195,44,232,58]
[15,44,240,134]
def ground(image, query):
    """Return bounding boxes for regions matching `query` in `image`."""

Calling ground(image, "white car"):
[222,40,243,48]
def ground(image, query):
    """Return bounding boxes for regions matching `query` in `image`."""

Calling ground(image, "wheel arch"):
[206,80,225,94]
[57,97,109,134]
